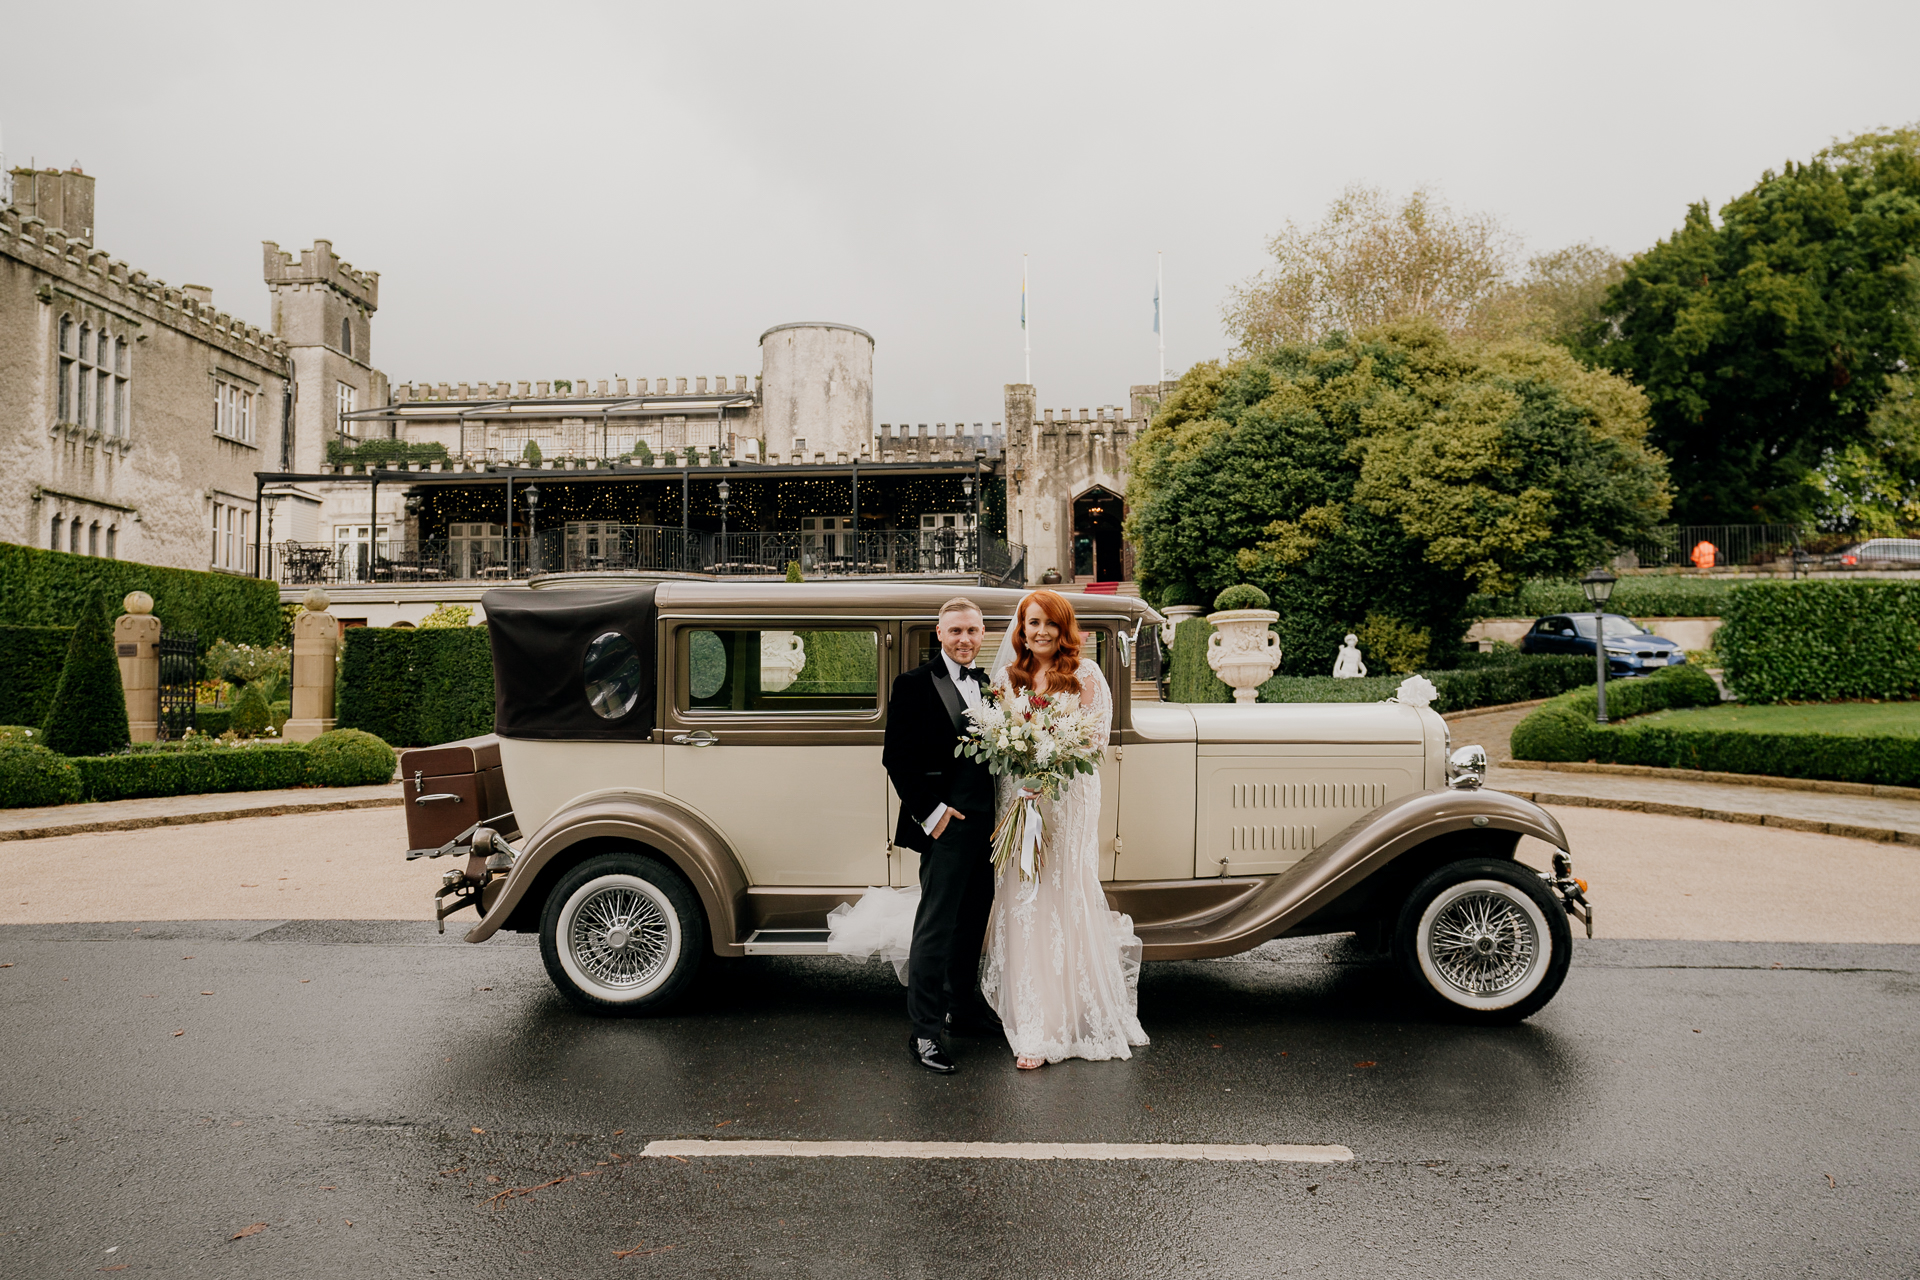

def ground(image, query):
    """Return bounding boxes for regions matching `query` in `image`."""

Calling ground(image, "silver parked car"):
[402,581,1592,1025]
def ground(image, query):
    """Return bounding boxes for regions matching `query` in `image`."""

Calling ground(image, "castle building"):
[1,158,1161,631]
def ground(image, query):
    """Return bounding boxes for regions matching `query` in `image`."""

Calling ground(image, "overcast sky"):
[5,1,1917,427]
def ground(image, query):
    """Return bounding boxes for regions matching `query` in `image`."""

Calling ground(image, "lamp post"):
[963,471,977,571]
[717,477,731,571]
[1580,567,1617,724]
[523,484,541,574]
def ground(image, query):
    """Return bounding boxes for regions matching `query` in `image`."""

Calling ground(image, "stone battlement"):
[391,375,756,404]
[262,239,379,310]
[0,204,289,372]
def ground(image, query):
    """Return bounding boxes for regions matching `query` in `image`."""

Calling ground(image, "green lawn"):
[1633,701,1920,737]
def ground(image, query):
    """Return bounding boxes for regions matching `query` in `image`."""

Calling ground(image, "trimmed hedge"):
[338,625,494,747]
[40,582,130,757]
[0,624,74,729]
[1169,617,1595,712]
[0,543,281,645]
[1509,665,1724,761]
[1718,580,1920,704]
[195,708,233,738]
[77,743,310,802]
[0,743,83,807]
[1591,719,1920,785]
[1468,577,1737,621]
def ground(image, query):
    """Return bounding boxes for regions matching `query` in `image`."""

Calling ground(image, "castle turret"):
[265,240,387,473]
[758,322,874,461]
[8,165,95,242]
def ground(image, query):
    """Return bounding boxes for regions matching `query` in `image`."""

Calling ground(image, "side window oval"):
[583,631,642,720]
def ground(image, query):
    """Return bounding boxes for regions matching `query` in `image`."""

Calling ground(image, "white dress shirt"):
[921,651,981,835]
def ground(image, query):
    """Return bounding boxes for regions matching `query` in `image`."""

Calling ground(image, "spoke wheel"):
[540,852,706,1015]
[1394,858,1572,1024]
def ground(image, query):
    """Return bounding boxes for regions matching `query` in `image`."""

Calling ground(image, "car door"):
[661,619,890,887]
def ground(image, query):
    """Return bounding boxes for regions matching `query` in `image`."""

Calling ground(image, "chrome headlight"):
[1446,744,1487,790]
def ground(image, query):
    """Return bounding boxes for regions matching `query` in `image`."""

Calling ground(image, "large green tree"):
[1126,323,1669,674]
[1585,126,1920,525]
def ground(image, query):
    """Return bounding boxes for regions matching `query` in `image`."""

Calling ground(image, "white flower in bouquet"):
[955,685,1106,895]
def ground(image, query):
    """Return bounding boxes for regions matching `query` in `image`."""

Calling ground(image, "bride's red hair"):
[1006,589,1083,697]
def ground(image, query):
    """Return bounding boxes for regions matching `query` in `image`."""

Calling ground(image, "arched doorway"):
[1072,486,1125,583]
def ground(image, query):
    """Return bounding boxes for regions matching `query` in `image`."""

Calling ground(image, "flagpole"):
[1022,254,1031,386]
[1156,250,1166,385]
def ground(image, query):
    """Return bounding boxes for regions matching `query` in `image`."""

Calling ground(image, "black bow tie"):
[953,664,986,683]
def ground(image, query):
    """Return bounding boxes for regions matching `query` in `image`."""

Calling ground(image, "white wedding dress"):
[980,658,1148,1063]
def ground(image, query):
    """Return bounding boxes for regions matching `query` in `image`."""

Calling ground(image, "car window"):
[907,622,1106,677]
[684,627,879,713]
[1571,615,1647,639]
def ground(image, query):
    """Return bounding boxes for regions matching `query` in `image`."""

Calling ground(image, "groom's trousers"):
[906,817,996,1042]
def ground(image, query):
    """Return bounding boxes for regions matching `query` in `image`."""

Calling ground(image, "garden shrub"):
[418,603,475,629]
[1717,580,1920,703]
[325,437,449,468]
[1168,617,1232,703]
[75,744,310,802]
[1466,576,1739,621]
[304,729,398,787]
[413,626,494,745]
[195,708,233,738]
[785,561,804,582]
[39,581,130,757]
[0,543,280,645]
[792,630,880,695]
[0,726,41,745]
[1592,720,1920,786]
[337,627,419,745]
[1509,664,1723,762]
[0,624,74,729]
[1354,613,1431,675]
[1212,584,1271,612]
[0,743,82,808]
[229,681,273,737]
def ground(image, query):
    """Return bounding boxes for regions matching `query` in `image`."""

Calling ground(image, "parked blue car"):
[1518,613,1689,676]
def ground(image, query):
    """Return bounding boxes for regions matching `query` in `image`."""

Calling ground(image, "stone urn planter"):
[1205,608,1282,703]
[1040,567,1063,585]
[1159,604,1203,650]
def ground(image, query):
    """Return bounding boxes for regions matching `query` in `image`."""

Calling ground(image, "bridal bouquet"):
[955,686,1105,894]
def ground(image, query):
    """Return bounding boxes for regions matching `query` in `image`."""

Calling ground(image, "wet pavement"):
[2,923,1915,1278]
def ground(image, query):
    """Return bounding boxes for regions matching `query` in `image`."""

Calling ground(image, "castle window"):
[336,382,358,436]
[341,316,352,356]
[112,338,129,436]
[69,520,82,554]
[57,316,75,422]
[89,522,100,557]
[94,331,110,431]
[50,516,63,550]
[77,325,92,426]
[105,525,117,559]
[214,378,256,445]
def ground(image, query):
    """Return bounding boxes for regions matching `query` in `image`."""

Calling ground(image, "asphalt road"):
[2,923,1916,1279]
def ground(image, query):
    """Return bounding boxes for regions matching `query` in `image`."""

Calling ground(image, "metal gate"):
[157,631,199,741]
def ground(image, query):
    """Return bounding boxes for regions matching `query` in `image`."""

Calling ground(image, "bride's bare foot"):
[1016,1055,1046,1070]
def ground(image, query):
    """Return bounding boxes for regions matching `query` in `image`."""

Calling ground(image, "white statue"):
[760,631,807,691]
[1331,633,1368,679]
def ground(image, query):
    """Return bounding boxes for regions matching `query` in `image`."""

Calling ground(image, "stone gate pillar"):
[114,591,163,742]
[285,588,339,743]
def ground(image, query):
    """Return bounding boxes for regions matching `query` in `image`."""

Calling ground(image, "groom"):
[883,596,1004,1074]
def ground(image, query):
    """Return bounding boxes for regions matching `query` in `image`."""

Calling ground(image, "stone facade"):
[0,170,295,574]
[1002,381,1170,584]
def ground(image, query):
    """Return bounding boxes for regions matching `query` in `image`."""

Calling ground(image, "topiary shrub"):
[337,627,418,745]
[1212,584,1271,612]
[786,561,804,583]
[414,626,494,744]
[522,439,543,464]
[305,728,397,787]
[194,708,233,738]
[0,743,83,808]
[1168,617,1232,703]
[229,681,272,737]
[1156,583,1197,609]
[39,581,130,757]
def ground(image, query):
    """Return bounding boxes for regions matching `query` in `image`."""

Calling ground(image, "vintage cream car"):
[401,581,1591,1025]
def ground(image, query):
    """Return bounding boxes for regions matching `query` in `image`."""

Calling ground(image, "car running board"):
[744,929,833,956]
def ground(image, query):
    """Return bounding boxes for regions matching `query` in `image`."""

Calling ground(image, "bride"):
[981,589,1149,1070]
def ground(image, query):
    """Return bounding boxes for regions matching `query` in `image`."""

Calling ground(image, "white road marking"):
[642,1139,1352,1163]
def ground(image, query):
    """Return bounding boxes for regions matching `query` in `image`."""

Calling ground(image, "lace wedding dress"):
[980,658,1148,1063]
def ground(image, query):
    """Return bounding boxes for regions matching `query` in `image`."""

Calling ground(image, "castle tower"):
[7,165,95,242]
[758,322,874,460]
[264,240,387,473]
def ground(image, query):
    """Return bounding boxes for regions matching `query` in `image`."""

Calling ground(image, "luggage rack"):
[743,928,833,956]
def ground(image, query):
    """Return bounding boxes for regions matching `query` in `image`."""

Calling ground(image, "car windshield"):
[1570,615,1648,639]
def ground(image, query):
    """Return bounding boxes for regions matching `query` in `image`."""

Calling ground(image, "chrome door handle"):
[414,793,463,805]
[671,730,719,747]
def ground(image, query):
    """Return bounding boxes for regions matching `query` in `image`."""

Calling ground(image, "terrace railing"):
[1621,524,1813,570]
[264,528,1027,585]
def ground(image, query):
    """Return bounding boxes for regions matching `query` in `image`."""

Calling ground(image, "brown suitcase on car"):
[398,735,511,853]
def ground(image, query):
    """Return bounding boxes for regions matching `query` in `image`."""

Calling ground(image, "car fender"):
[464,788,751,955]
[1134,787,1568,960]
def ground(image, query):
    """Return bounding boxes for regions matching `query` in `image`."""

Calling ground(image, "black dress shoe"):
[947,1004,1004,1036]
[907,1033,956,1074]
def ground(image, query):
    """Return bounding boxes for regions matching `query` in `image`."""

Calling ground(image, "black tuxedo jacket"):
[883,657,995,856]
